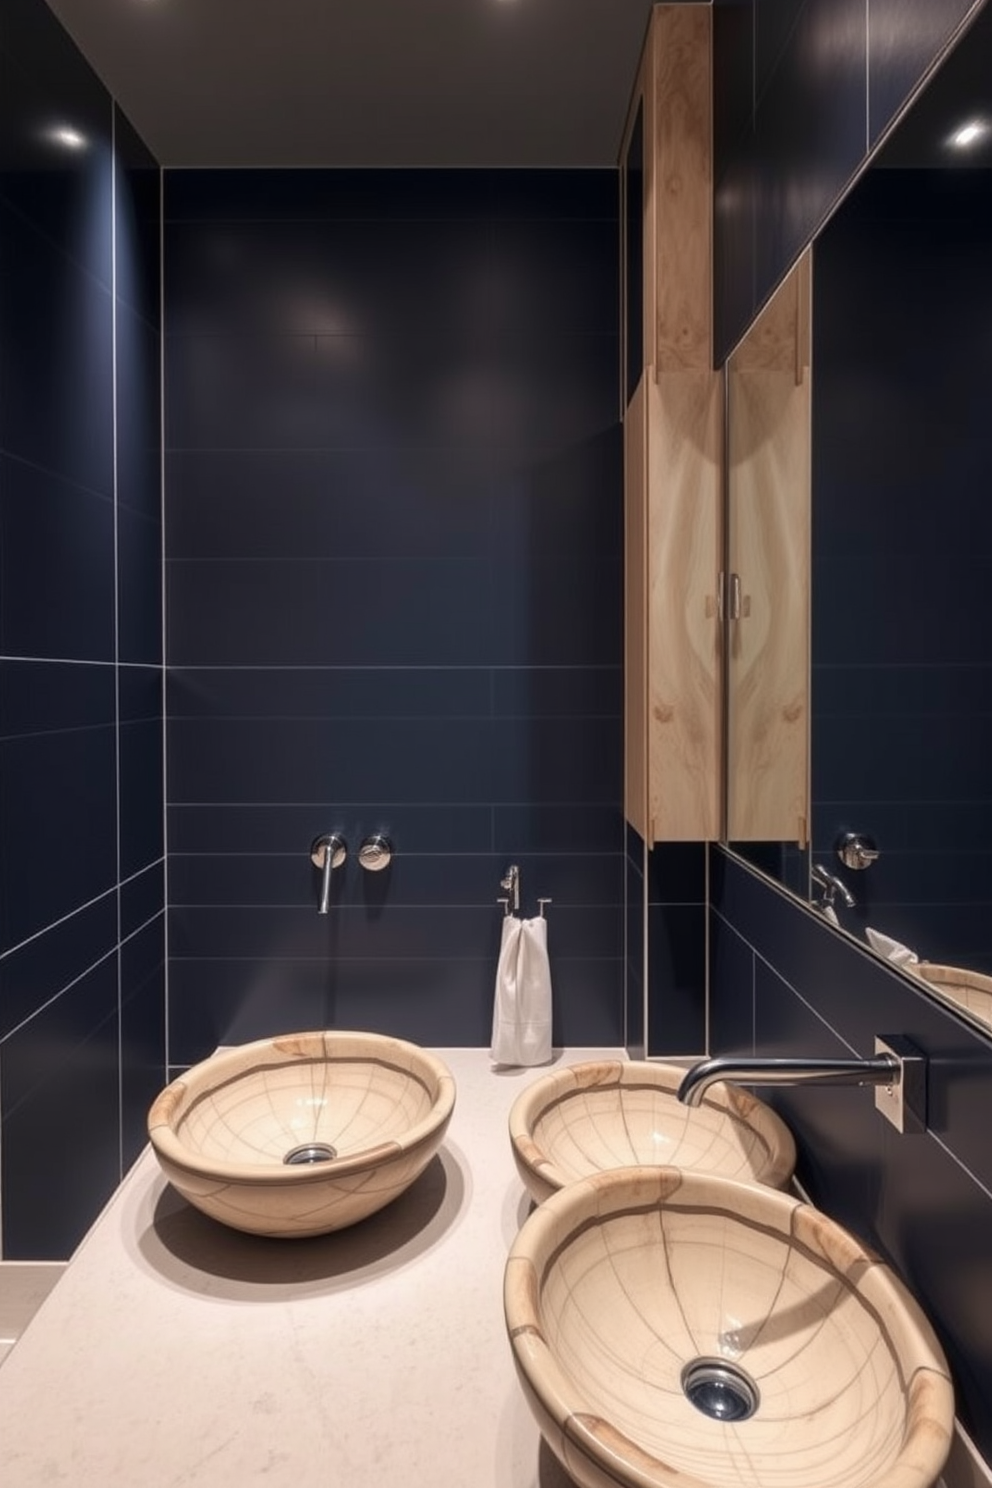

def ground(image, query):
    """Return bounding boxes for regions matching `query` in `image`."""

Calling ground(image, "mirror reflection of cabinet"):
[621,3,721,843]
[725,252,812,848]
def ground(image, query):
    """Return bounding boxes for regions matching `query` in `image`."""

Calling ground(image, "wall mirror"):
[723,0,992,1034]
[725,250,811,883]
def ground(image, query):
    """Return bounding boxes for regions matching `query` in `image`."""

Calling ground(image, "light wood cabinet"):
[621,4,721,842]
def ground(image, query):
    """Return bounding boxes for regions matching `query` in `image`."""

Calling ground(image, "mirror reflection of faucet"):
[835,831,880,870]
[811,861,855,917]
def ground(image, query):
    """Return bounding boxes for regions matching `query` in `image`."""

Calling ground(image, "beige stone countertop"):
[4,1043,990,1488]
[0,1046,623,1488]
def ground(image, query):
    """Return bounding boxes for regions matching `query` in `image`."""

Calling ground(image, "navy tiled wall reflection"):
[812,167,992,972]
[624,824,646,1059]
[712,0,983,361]
[646,843,707,1056]
[164,169,624,1062]
[712,1,992,1452]
[623,828,706,1060]
[0,0,164,1259]
[710,848,992,1460]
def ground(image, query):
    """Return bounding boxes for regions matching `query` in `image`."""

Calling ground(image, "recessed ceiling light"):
[949,118,989,150]
[46,124,88,151]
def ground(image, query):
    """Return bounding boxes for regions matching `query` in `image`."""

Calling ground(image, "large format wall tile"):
[164,168,626,1064]
[0,200,114,499]
[0,0,164,1258]
[120,913,165,1171]
[0,954,120,1259]
[644,843,707,1057]
[119,665,165,881]
[0,660,117,952]
[0,893,117,1043]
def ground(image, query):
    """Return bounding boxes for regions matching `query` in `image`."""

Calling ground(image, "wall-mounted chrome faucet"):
[311,833,347,914]
[811,862,856,911]
[677,1034,926,1133]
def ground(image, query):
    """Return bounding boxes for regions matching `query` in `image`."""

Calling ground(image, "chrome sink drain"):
[681,1359,759,1422]
[283,1142,337,1165]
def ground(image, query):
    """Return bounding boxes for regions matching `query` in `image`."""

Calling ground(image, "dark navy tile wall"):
[712,0,987,361]
[812,166,992,973]
[0,0,163,1259]
[115,82,167,1195]
[623,826,707,1060]
[164,169,624,1065]
[624,823,646,1059]
[646,843,707,1056]
[710,847,992,1459]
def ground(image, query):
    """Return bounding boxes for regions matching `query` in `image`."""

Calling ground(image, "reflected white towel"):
[866,927,919,968]
[490,915,553,1067]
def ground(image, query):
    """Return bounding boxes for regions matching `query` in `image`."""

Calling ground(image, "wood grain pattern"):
[731,254,809,376]
[726,253,812,842]
[647,369,723,840]
[624,373,649,840]
[653,4,712,372]
[623,6,719,842]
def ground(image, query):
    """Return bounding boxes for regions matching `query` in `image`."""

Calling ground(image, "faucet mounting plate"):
[874,1035,927,1134]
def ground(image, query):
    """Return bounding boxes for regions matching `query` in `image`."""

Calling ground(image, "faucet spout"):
[676,1035,927,1135]
[677,1052,898,1107]
[811,862,856,910]
[310,832,347,914]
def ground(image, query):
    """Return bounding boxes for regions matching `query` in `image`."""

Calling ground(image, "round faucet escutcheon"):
[311,833,347,871]
[358,834,393,872]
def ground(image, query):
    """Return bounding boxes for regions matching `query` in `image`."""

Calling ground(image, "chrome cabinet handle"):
[718,572,743,623]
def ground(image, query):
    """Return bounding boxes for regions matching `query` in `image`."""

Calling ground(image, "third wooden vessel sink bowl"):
[504,1166,954,1488]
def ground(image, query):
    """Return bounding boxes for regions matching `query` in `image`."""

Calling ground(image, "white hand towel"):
[490,915,553,1067]
[866,927,919,968]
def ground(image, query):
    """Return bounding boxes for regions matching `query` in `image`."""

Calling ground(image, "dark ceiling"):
[44,0,662,169]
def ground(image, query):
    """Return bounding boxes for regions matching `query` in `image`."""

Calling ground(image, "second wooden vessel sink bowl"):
[508,1059,796,1203]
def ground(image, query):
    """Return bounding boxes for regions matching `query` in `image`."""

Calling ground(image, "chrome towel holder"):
[498,863,551,919]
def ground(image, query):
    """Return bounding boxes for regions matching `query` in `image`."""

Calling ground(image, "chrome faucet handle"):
[358,834,393,872]
[311,833,347,913]
[836,832,880,871]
